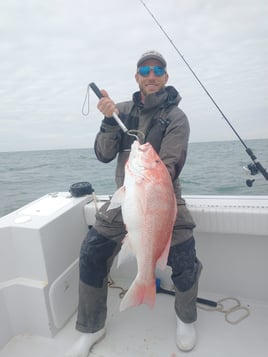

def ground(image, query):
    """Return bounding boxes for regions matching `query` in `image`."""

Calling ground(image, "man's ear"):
[164,73,169,84]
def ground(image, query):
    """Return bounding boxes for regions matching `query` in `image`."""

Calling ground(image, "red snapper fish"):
[109,140,177,311]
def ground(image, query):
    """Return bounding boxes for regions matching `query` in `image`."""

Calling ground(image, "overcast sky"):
[0,0,267,152]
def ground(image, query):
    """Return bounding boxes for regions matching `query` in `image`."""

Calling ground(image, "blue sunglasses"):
[137,65,166,77]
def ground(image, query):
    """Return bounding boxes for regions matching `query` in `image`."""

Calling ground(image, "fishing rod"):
[139,0,268,187]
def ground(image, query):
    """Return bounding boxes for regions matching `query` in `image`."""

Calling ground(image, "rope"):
[197,296,250,325]
[81,83,90,116]
[108,275,250,325]
[108,275,128,299]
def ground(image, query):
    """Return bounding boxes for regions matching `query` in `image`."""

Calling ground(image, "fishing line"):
[139,0,268,185]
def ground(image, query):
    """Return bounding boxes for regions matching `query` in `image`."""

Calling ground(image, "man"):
[67,50,202,356]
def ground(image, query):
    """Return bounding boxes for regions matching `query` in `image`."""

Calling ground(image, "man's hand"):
[97,89,119,117]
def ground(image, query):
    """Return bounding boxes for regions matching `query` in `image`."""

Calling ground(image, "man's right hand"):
[97,89,119,117]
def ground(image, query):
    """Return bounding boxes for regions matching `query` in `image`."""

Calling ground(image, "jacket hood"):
[132,85,181,110]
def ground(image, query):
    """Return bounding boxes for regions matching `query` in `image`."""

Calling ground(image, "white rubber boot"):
[66,328,105,357]
[176,317,197,352]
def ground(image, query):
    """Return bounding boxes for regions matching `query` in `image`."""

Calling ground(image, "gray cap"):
[137,50,167,68]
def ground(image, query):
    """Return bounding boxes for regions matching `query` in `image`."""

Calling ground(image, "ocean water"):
[0,139,267,218]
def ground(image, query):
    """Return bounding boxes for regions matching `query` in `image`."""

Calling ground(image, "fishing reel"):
[243,163,261,187]
[243,162,268,187]
[243,148,268,187]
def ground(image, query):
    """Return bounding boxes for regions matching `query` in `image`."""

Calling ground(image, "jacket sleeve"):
[94,101,132,163]
[94,117,122,163]
[159,107,190,181]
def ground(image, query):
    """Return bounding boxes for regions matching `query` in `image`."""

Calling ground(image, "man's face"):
[135,59,168,99]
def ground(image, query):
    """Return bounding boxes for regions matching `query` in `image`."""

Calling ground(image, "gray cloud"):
[0,0,267,151]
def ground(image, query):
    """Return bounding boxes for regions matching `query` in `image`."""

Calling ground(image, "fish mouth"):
[138,143,150,152]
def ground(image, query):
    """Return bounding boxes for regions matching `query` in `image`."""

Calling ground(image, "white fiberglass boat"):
[0,192,268,357]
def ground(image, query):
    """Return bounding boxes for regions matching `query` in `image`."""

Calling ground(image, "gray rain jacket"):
[94,86,195,243]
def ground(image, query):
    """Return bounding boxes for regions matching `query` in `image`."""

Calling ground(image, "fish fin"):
[107,186,125,210]
[117,235,134,267]
[119,278,156,312]
[156,236,172,270]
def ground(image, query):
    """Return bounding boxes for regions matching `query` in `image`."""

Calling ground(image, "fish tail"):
[119,279,156,312]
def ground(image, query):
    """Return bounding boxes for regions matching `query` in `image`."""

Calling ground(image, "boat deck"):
[1,277,267,357]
